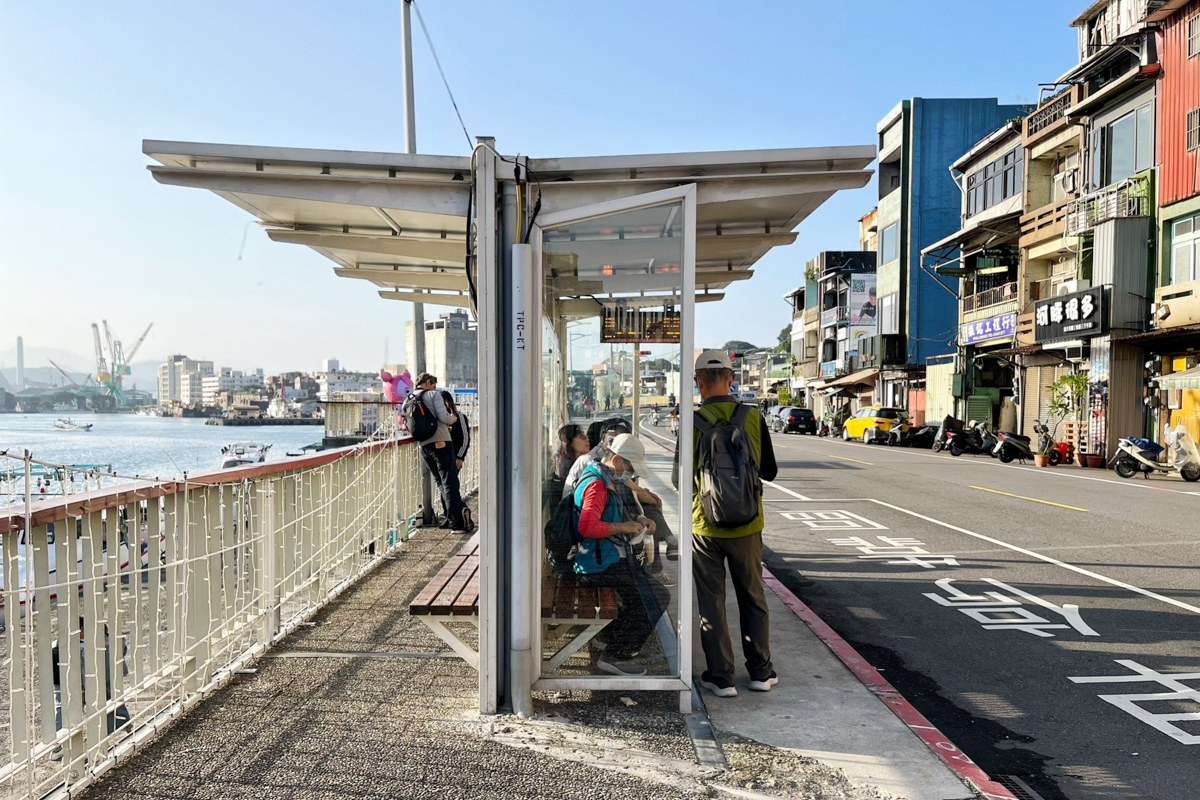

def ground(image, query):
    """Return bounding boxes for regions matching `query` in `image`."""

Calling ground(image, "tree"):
[776,324,792,353]
[722,340,757,354]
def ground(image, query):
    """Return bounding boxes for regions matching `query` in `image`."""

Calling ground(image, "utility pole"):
[402,0,434,524]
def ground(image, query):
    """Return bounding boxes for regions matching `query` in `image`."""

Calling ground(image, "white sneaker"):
[597,658,647,677]
[699,671,738,697]
[748,671,779,692]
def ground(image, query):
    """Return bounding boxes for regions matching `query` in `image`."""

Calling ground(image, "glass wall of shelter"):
[533,186,695,690]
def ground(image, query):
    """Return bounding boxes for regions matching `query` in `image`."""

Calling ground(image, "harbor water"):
[0,413,323,479]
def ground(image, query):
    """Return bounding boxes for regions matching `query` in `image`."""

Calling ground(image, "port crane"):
[90,321,153,408]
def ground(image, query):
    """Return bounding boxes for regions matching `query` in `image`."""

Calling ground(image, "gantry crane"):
[91,321,153,408]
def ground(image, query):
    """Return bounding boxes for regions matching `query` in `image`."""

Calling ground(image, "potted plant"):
[1034,442,1054,468]
[1048,372,1089,467]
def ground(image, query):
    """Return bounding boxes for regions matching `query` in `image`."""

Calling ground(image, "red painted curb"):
[762,567,1018,800]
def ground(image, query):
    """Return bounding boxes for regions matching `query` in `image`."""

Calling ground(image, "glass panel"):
[880,223,898,264]
[1136,105,1153,173]
[539,200,686,679]
[1175,217,1194,237]
[1108,113,1136,185]
[1173,242,1191,286]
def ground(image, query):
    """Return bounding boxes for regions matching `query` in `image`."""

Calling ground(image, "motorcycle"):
[650,409,662,427]
[669,413,680,436]
[1114,425,1200,482]
[1038,421,1074,467]
[947,421,998,457]
[931,415,964,453]
[817,417,842,438]
[995,420,1062,464]
[887,424,936,448]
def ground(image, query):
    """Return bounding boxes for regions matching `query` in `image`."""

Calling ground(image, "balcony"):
[1063,175,1151,237]
[1023,86,1083,146]
[1078,1,1164,59]
[962,281,1018,315]
[821,306,849,327]
[1020,198,1073,249]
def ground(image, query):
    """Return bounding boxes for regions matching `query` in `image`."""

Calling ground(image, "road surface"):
[746,430,1200,800]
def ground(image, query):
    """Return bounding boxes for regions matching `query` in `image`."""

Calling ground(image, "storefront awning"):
[1154,365,1200,390]
[824,368,879,388]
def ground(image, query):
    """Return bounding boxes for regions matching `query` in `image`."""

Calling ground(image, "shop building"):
[923,121,1025,430]
[785,269,820,409]
[1130,0,1200,443]
[867,98,1033,413]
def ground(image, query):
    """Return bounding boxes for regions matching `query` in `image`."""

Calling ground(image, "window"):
[880,293,899,335]
[880,222,899,264]
[963,146,1023,217]
[1189,15,1200,58]
[1170,213,1200,285]
[1188,108,1200,152]
[1092,102,1154,188]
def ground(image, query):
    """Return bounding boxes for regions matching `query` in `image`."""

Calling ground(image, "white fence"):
[0,435,437,800]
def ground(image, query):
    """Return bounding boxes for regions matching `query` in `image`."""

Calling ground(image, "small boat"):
[54,418,93,432]
[219,442,271,469]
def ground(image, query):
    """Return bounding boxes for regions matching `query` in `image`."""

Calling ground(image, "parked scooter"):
[1114,425,1200,482]
[946,421,998,457]
[1038,421,1074,466]
[887,424,936,448]
[994,428,1035,463]
[931,415,964,453]
[995,420,1064,464]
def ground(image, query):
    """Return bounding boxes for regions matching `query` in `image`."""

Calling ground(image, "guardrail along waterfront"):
[0,432,447,800]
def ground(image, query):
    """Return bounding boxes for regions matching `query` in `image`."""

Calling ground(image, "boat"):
[54,418,93,432]
[219,442,271,469]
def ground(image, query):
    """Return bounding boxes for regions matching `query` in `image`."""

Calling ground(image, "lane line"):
[831,454,873,466]
[763,480,811,501]
[968,485,1087,512]
[868,498,1200,616]
[761,568,1019,800]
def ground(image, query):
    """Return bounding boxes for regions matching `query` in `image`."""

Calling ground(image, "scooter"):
[946,421,998,457]
[887,425,936,448]
[931,415,964,453]
[1037,421,1074,466]
[651,409,662,427]
[994,420,1055,464]
[1114,426,1200,482]
[669,413,680,436]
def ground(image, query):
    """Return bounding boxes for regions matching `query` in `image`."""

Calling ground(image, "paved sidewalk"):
[693,570,977,800]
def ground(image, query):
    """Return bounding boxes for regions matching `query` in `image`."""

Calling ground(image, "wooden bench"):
[409,532,618,671]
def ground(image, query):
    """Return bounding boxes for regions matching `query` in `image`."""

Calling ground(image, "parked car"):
[769,406,793,432]
[841,406,911,443]
[781,407,817,434]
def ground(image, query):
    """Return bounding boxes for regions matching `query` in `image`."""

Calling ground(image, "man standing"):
[679,350,778,697]
[414,373,470,532]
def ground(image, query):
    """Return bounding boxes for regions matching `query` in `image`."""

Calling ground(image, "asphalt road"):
[756,430,1200,800]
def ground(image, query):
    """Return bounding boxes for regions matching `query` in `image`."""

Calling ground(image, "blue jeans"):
[422,442,465,527]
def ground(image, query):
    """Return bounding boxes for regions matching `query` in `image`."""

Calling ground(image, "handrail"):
[0,436,413,534]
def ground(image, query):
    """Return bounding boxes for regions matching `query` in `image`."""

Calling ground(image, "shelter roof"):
[144,140,874,307]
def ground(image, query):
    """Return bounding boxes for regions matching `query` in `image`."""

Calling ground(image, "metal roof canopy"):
[142,136,874,716]
[144,140,874,304]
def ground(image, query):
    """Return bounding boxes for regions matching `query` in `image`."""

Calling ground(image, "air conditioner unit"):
[1056,279,1091,297]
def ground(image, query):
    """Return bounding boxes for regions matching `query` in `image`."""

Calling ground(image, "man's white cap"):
[609,433,648,478]
[694,349,733,372]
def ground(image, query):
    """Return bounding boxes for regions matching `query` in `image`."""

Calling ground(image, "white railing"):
[0,435,425,800]
[1064,177,1150,236]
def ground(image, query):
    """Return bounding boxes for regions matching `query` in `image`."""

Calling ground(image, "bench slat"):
[452,567,480,615]
[409,555,467,615]
[432,555,477,615]
[553,578,577,619]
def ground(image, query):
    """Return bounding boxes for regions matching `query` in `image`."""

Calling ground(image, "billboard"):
[848,274,878,327]
[1034,286,1108,343]
[959,312,1016,346]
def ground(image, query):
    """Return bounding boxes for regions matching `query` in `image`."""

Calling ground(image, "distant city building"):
[178,371,205,406]
[322,358,340,373]
[201,367,263,406]
[406,309,478,387]
[158,355,213,406]
[316,362,380,401]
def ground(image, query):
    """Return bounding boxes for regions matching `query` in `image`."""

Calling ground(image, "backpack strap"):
[694,408,715,433]
[731,403,751,428]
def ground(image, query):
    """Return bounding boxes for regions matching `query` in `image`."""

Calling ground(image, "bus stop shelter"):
[144,138,875,714]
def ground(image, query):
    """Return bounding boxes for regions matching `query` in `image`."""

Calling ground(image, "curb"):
[761,567,1018,800]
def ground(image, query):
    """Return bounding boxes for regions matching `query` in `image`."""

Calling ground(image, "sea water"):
[0,413,322,479]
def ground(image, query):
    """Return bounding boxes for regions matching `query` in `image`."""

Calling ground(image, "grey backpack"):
[695,404,761,528]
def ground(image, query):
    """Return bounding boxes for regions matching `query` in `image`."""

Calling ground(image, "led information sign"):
[600,306,680,343]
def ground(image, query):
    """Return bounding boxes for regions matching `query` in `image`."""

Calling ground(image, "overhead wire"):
[410,0,472,151]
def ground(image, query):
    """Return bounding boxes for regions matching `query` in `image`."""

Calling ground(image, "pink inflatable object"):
[380,368,414,404]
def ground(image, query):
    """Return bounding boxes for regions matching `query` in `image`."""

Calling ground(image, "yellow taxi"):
[841,406,911,443]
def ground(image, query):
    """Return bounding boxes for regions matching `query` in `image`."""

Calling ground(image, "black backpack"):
[402,390,438,443]
[695,404,762,528]
[544,492,579,576]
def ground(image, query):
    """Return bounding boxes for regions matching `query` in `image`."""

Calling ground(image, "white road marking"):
[780,510,887,529]
[870,498,1200,616]
[763,480,811,501]
[1069,660,1200,745]
[924,578,1099,638]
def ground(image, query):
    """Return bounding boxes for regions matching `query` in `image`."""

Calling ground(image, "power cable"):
[411,0,472,151]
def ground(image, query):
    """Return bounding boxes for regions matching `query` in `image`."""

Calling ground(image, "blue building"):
[865,98,1032,410]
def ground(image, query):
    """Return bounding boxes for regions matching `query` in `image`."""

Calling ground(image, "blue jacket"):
[572,463,628,574]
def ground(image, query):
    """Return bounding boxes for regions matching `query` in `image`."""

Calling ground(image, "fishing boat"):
[53,418,93,432]
[219,442,271,469]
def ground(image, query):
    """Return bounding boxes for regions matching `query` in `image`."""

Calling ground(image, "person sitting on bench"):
[573,434,668,677]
